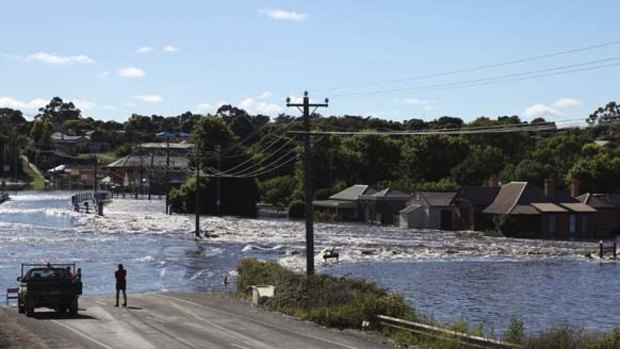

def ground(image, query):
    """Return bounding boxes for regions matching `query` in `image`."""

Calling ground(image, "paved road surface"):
[9,293,395,349]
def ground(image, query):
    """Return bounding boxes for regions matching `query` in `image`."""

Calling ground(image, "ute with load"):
[16,263,82,317]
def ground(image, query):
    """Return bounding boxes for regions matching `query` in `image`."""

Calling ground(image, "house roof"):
[329,185,376,201]
[419,191,457,207]
[107,155,190,168]
[140,141,193,150]
[560,202,597,213]
[459,186,501,207]
[483,181,585,215]
[313,200,358,209]
[400,204,422,214]
[372,188,410,198]
[576,193,616,209]
[531,203,568,213]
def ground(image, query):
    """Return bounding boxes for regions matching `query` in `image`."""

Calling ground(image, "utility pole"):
[165,136,170,214]
[195,146,201,238]
[148,152,154,200]
[286,91,329,275]
[216,144,221,215]
[93,154,98,194]
[139,145,144,197]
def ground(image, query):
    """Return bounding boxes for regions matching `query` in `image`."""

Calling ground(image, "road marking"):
[95,300,107,305]
[155,294,359,349]
[51,320,115,349]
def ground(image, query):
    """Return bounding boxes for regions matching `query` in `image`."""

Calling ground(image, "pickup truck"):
[17,263,83,317]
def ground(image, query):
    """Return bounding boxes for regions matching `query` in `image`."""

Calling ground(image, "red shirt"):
[115,269,126,284]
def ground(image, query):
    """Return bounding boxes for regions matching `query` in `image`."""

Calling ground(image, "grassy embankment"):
[20,157,44,191]
[237,259,620,349]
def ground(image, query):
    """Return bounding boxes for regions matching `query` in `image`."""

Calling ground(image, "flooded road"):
[0,191,617,334]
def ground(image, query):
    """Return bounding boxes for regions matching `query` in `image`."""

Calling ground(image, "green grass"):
[21,157,45,191]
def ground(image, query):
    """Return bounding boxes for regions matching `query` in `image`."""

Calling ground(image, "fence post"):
[614,243,617,259]
[600,240,604,259]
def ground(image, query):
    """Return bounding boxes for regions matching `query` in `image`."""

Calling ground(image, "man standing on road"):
[115,264,127,307]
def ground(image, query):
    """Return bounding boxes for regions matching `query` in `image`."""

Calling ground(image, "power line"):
[331,56,620,98]
[313,39,620,93]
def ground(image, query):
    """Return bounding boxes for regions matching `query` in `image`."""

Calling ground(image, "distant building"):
[358,188,411,224]
[106,155,190,194]
[313,184,376,221]
[576,193,620,238]
[482,180,596,239]
[46,163,96,190]
[399,191,457,230]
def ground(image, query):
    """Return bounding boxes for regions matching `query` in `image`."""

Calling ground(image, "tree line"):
[3,97,620,216]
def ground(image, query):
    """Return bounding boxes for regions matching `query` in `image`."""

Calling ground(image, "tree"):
[36,97,81,123]
[587,101,620,126]
[400,135,469,182]
[337,132,402,185]
[567,151,620,193]
[451,145,506,185]
[258,175,295,209]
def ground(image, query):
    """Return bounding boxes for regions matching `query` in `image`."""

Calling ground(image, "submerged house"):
[453,185,501,231]
[576,193,620,238]
[313,185,376,221]
[399,191,457,230]
[358,188,411,224]
[482,180,597,239]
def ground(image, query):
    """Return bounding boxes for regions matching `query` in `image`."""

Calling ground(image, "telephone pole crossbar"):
[286,91,329,276]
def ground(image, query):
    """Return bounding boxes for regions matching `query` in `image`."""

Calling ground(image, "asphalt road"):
[9,292,395,349]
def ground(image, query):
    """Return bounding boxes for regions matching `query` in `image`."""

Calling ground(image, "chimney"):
[488,174,500,188]
[571,179,581,197]
[544,178,555,199]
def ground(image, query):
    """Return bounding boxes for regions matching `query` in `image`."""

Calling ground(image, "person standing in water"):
[115,264,127,307]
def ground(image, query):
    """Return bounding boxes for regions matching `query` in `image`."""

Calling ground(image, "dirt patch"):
[0,307,46,349]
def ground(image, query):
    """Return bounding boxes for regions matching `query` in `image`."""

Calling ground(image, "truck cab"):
[17,263,82,317]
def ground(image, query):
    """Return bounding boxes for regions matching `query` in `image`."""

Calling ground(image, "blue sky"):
[2,1,620,124]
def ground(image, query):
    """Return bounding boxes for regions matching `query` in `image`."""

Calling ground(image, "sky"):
[2,1,620,124]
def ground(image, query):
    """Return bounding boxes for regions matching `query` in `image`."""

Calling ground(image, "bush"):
[287,200,305,219]
[236,259,409,330]
[313,188,335,200]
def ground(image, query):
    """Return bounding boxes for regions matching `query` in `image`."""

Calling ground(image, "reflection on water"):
[0,191,617,334]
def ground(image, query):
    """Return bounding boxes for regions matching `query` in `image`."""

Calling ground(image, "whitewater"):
[0,191,618,334]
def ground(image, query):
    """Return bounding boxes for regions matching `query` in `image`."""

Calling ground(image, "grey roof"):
[419,191,457,207]
[576,193,616,209]
[400,204,422,214]
[313,200,358,209]
[140,141,193,150]
[459,186,501,207]
[107,155,190,168]
[483,182,582,215]
[329,185,376,201]
[560,202,597,213]
[372,188,410,198]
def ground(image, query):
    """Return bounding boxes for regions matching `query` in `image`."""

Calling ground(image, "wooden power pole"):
[286,91,328,275]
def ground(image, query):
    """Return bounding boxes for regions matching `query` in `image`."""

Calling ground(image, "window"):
[569,214,576,235]
[548,214,557,236]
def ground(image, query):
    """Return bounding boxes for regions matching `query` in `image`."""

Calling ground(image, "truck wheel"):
[18,302,25,314]
[69,298,78,316]
[25,299,34,317]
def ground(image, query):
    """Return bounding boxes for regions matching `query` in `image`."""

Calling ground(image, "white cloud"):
[240,97,283,115]
[134,95,163,103]
[403,97,437,109]
[118,67,146,78]
[197,103,215,111]
[72,99,97,110]
[523,104,563,118]
[163,45,178,52]
[102,105,116,111]
[136,46,154,54]
[259,9,308,21]
[123,102,136,107]
[552,98,583,108]
[25,52,94,64]
[0,96,47,110]
[257,91,273,100]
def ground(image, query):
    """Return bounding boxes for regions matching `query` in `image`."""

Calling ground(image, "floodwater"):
[0,191,617,334]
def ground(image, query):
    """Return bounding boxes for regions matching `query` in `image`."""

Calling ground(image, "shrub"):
[287,200,305,219]
[236,259,408,330]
